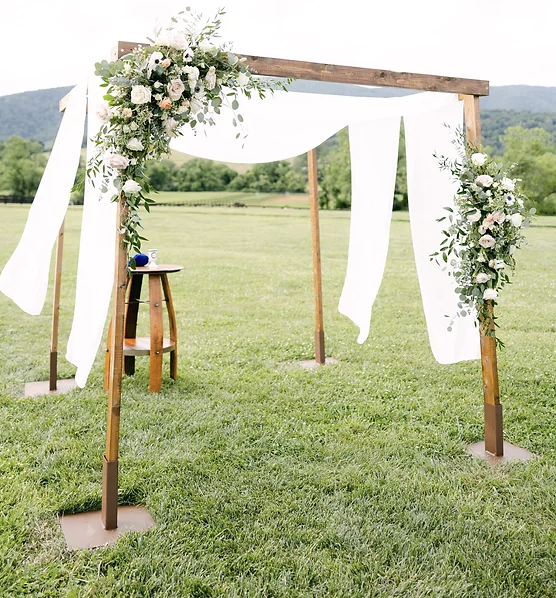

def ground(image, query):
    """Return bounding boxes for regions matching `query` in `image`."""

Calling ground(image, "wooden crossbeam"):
[109,42,489,96]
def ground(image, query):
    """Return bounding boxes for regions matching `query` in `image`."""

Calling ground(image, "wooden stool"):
[105,264,183,392]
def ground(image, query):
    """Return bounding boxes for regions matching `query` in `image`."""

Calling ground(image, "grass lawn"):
[0,205,555,597]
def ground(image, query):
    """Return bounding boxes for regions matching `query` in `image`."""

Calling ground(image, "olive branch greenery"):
[431,129,535,348]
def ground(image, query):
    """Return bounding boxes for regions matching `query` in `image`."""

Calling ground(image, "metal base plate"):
[59,506,156,550]
[24,378,78,398]
[299,357,340,370]
[466,441,538,464]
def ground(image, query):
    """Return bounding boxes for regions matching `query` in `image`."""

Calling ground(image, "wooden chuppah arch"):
[65,47,530,544]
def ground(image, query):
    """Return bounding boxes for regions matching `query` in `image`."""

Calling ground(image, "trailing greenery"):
[1,205,555,596]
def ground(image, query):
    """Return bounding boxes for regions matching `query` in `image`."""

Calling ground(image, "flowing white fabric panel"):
[65,80,118,387]
[0,83,87,315]
[404,97,481,363]
[338,118,401,343]
[170,91,458,164]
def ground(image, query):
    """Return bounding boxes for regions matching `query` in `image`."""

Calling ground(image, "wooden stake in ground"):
[307,148,325,364]
[102,198,128,530]
[461,94,503,456]
[49,220,65,391]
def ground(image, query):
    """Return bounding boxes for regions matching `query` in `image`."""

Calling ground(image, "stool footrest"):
[123,337,175,356]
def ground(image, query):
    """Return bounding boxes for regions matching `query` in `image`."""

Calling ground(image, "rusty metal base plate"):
[59,506,156,550]
[24,378,78,398]
[466,441,538,464]
[299,357,340,370]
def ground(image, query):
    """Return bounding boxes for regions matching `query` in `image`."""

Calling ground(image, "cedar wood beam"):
[60,43,488,110]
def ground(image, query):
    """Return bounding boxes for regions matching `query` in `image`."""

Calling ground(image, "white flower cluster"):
[86,8,285,260]
[433,137,535,345]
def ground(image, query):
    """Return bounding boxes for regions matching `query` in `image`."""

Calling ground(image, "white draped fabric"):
[65,81,118,387]
[404,101,481,363]
[338,118,401,343]
[0,83,87,315]
[1,84,480,387]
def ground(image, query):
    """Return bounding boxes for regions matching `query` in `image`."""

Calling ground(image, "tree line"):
[2,122,556,214]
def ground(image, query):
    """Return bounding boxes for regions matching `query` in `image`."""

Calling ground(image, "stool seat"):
[123,337,175,356]
[105,263,182,392]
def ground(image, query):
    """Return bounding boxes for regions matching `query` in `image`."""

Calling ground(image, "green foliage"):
[320,128,352,209]
[0,136,46,196]
[227,160,306,193]
[482,110,556,154]
[500,126,556,214]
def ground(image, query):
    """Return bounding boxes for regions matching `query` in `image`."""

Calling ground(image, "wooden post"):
[102,198,128,529]
[49,220,65,391]
[461,94,503,456]
[307,148,325,364]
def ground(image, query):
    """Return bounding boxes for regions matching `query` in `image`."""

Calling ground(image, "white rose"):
[483,288,498,301]
[198,38,215,53]
[510,213,523,227]
[154,32,171,46]
[467,209,481,222]
[104,153,130,169]
[164,117,179,137]
[121,107,133,118]
[492,259,506,270]
[470,153,487,167]
[475,174,493,188]
[476,272,490,284]
[122,179,142,194]
[478,234,496,248]
[237,71,250,87]
[96,102,112,123]
[130,85,152,105]
[205,66,217,90]
[167,78,185,101]
[126,137,144,151]
[492,211,505,224]
[501,177,515,191]
[189,97,204,116]
[168,31,188,50]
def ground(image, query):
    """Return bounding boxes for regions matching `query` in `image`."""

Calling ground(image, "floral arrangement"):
[83,7,286,264]
[432,132,535,347]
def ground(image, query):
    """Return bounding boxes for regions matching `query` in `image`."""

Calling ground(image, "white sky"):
[1,0,555,97]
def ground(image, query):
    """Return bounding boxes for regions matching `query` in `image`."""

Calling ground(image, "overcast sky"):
[2,0,555,97]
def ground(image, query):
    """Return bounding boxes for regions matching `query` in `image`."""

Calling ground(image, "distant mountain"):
[289,81,556,112]
[0,87,73,148]
[1,84,555,152]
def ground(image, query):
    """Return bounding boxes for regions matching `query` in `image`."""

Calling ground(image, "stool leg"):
[149,274,164,392]
[124,274,143,376]
[162,273,178,380]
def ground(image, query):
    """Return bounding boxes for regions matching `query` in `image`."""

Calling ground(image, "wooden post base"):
[101,456,119,530]
[24,378,77,398]
[59,505,155,550]
[315,330,325,364]
[484,402,504,456]
[299,357,339,370]
[466,441,537,464]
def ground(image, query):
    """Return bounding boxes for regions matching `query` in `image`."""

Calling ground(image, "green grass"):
[0,205,555,597]
[148,191,310,208]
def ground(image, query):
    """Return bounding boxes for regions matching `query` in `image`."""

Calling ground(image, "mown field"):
[0,205,555,597]
[149,190,310,208]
